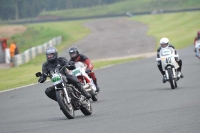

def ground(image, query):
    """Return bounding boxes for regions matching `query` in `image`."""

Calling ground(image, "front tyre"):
[175,81,177,88]
[80,99,92,116]
[168,69,176,89]
[56,90,75,119]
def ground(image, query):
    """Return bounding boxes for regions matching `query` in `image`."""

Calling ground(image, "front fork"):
[63,87,71,104]
[165,69,169,80]
[55,83,71,104]
[172,68,176,79]
[165,68,176,80]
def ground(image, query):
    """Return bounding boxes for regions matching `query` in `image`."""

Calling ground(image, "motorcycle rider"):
[68,47,100,92]
[194,31,200,53]
[38,46,91,101]
[157,37,184,83]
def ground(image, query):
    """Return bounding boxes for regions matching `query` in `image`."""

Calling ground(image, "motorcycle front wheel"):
[56,90,75,119]
[168,68,177,89]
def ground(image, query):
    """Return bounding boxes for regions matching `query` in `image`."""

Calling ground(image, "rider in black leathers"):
[38,46,91,101]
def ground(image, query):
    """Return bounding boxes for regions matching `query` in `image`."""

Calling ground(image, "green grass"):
[0,20,91,91]
[0,64,41,90]
[0,54,137,91]
[131,11,200,49]
[0,19,138,91]
[8,20,90,52]
[1,11,200,91]
[39,0,200,19]
[93,57,138,69]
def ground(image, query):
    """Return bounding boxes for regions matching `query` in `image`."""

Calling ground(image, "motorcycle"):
[195,40,200,59]
[70,62,98,101]
[156,47,181,89]
[35,65,92,119]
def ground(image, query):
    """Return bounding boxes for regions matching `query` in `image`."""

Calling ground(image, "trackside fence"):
[13,36,62,67]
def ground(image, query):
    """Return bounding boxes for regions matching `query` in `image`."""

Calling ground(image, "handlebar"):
[59,64,68,72]
[36,63,73,78]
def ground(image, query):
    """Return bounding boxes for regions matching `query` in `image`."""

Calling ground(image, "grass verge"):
[1,20,91,91]
[8,20,90,52]
[93,57,139,69]
[131,11,200,49]
[0,55,137,91]
[39,0,200,19]
[0,19,139,91]
[2,11,199,91]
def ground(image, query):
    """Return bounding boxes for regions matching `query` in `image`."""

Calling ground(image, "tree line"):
[0,0,122,20]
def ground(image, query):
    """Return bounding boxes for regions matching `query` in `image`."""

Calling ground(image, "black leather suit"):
[39,57,91,101]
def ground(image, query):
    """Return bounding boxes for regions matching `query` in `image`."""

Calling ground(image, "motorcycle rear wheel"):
[56,90,75,119]
[80,99,92,116]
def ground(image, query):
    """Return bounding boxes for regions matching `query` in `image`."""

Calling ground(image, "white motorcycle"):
[70,62,98,101]
[156,47,181,89]
[195,40,200,59]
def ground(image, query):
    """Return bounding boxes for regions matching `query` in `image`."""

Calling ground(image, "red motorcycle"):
[70,62,98,101]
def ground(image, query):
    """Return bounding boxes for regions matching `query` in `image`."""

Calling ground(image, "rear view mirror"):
[35,72,42,77]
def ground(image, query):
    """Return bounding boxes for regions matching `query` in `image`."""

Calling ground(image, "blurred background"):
[0,0,199,90]
[0,0,199,23]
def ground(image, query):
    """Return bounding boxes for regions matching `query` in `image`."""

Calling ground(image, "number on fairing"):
[166,57,172,63]
[51,74,62,85]
[51,74,61,82]
[72,69,81,75]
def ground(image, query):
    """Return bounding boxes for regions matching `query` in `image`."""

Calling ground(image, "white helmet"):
[160,37,169,48]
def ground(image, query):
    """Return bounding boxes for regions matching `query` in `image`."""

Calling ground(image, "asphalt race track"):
[60,17,155,60]
[1,46,200,133]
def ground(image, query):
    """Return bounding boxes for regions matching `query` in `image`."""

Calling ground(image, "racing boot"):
[177,71,184,78]
[163,75,167,83]
[69,75,91,99]
[76,82,91,99]
[177,60,183,78]
[81,87,91,100]
[93,79,100,92]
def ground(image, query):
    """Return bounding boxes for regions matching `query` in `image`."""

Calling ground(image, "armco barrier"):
[13,36,62,67]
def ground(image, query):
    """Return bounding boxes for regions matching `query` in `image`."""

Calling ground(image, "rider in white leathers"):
[157,37,184,83]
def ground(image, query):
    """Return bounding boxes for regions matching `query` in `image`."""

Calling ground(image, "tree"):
[66,0,73,9]
[14,0,19,20]
[0,0,123,21]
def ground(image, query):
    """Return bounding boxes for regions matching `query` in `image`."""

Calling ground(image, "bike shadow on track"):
[136,87,182,92]
[33,113,92,122]
[147,85,197,91]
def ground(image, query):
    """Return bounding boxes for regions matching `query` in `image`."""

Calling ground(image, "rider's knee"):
[157,61,161,65]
